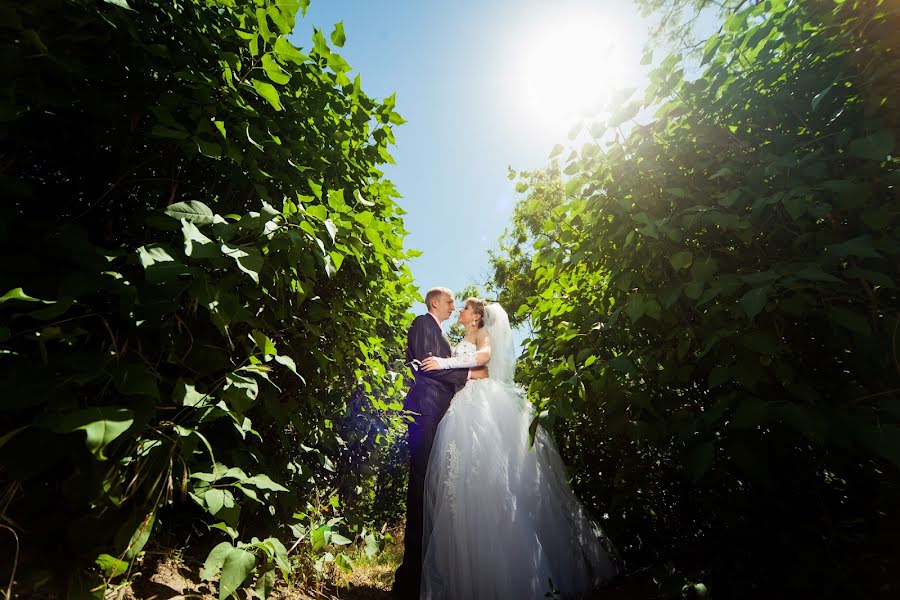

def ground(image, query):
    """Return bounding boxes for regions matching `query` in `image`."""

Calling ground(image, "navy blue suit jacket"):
[404,314,468,417]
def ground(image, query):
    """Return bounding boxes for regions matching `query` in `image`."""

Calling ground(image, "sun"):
[512,13,640,136]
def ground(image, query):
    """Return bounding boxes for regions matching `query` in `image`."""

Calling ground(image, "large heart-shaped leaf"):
[219,547,256,600]
[55,407,135,460]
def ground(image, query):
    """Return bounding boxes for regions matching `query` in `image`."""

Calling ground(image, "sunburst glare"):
[510,9,645,140]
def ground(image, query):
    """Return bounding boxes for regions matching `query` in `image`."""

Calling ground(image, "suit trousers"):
[394,411,443,597]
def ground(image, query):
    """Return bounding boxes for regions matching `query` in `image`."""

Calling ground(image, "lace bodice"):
[453,339,477,359]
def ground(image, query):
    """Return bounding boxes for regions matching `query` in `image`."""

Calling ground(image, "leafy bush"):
[0,0,413,596]
[492,0,899,597]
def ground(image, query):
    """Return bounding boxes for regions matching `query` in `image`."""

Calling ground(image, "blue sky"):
[290,1,667,318]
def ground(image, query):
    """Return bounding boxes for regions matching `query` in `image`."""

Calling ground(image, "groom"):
[392,287,487,599]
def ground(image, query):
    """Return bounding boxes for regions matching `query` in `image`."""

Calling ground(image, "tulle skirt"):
[421,379,617,600]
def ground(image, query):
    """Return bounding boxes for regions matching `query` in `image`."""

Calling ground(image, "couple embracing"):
[392,287,618,600]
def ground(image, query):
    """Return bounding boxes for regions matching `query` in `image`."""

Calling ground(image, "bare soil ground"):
[110,528,642,600]
[113,559,641,600]
[113,554,394,600]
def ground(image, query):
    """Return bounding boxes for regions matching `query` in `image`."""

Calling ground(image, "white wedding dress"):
[420,305,617,600]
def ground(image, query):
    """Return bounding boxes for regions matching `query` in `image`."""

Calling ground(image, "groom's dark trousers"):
[392,314,467,599]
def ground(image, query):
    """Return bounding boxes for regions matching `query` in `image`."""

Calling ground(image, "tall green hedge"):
[493,0,899,596]
[0,0,413,596]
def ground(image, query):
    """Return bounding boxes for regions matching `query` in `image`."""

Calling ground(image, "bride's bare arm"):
[472,329,492,366]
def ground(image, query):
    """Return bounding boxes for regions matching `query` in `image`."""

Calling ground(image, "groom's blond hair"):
[425,287,453,310]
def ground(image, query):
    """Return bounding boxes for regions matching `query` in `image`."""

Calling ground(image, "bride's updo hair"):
[465,297,486,328]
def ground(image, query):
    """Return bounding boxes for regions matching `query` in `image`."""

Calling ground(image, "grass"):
[333,528,404,591]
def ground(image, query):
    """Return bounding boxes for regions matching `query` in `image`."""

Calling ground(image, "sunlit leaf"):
[219,548,256,600]
[251,79,283,110]
[330,21,346,47]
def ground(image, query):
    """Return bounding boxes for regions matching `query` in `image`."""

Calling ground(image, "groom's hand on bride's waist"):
[468,366,489,380]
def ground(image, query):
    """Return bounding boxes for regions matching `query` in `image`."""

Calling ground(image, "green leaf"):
[251,330,277,357]
[645,298,662,320]
[236,484,261,502]
[0,287,53,304]
[364,533,380,559]
[324,218,337,242]
[219,547,256,600]
[96,554,129,578]
[273,37,308,64]
[330,21,346,47]
[311,525,328,550]
[256,568,276,599]
[203,542,234,581]
[658,286,682,308]
[122,511,155,560]
[669,250,693,270]
[718,188,741,207]
[793,266,842,284]
[225,372,259,402]
[211,522,239,541]
[175,378,210,407]
[684,281,704,299]
[811,84,832,112]
[205,489,226,515]
[738,287,768,320]
[261,53,291,85]
[251,79,283,111]
[690,255,718,282]
[330,533,352,546]
[608,356,636,375]
[848,130,894,161]
[243,474,289,492]
[28,296,73,320]
[165,201,215,224]
[56,407,134,460]
[102,0,133,9]
[274,354,303,381]
[181,219,218,258]
[307,178,323,199]
[0,426,28,450]
[0,288,56,304]
[334,553,353,573]
[136,244,194,283]
[222,244,263,283]
[625,294,645,323]
[826,235,882,259]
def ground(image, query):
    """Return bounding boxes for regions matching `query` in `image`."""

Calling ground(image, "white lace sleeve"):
[431,340,478,369]
[432,354,478,369]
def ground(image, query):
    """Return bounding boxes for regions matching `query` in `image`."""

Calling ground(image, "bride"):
[418,298,618,599]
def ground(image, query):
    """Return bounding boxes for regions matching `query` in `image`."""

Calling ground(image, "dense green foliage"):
[492,0,899,596]
[0,0,413,596]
